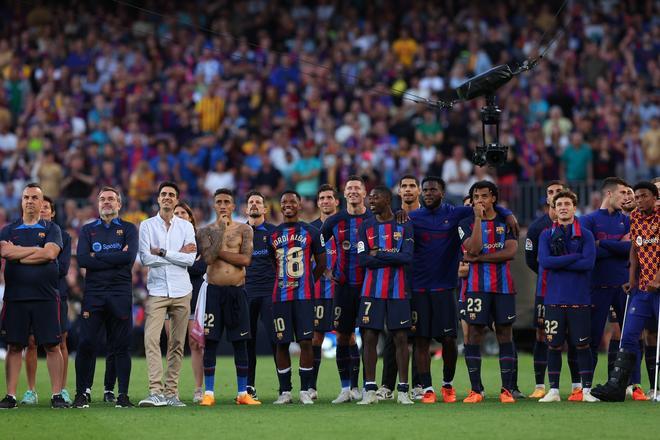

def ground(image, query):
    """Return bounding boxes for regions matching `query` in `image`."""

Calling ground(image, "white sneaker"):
[648,389,660,402]
[193,388,204,404]
[357,390,378,405]
[332,389,352,404]
[539,389,561,403]
[582,390,600,402]
[376,386,393,400]
[299,390,314,405]
[273,391,292,405]
[350,387,361,401]
[397,391,414,405]
[308,388,318,400]
[412,386,424,400]
[626,385,633,398]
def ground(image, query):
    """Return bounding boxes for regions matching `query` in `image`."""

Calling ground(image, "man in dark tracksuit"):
[73,187,138,408]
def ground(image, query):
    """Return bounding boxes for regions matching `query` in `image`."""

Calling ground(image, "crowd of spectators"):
[0,0,658,335]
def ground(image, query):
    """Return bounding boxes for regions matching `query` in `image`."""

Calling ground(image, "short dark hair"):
[470,180,499,204]
[399,174,419,186]
[214,188,235,200]
[421,176,446,191]
[546,180,565,190]
[601,177,628,193]
[281,190,301,201]
[371,185,392,202]
[346,175,365,186]
[98,186,122,204]
[42,195,56,215]
[158,181,180,198]
[317,184,338,201]
[462,195,472,204]
[245,190,265,203]
[25,182,42,190]
[633,181,659,198]
[553,190,578,206]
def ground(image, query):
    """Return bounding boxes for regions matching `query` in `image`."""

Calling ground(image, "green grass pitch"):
[0,354,657,439]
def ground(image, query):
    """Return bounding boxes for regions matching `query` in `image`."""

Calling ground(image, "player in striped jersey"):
[269,191,326,405]
[356,186,414,405]
[309,185,340,399]
[458,181,518,404]
[321,176,371,403]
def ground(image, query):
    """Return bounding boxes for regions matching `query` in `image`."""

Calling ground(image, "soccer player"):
[580,178,646,398]
[309,184,340,399]
[22,196,72,405]
[173,202,206,403]
[592,181,660,402]
[243,191,276,400]
[458,181,518,404]
[0,183,66,409]
[537,190,598,402]
[524,180,564,398]
[321,176,371,403]
[269,191,325,404]
[379,175,420,400]
[73,187,138,409]
[356,186,415,405]
[138,182,197,407]
[197,189,260,406]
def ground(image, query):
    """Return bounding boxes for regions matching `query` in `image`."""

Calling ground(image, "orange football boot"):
[463,390,484,403]
[631,386,650,401]
[200,394,216,406]
[421,390,437,404]
[236,393,262,405]
[499,389,516,403]
[568,388,583,401]
[441,386,457,403]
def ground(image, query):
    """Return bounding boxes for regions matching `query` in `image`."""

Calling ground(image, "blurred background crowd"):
[0,0,658,343]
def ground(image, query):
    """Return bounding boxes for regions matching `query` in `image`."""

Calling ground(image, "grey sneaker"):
[308,388,318,400]
[165,396,187,407]
[412,386,424,400]
[332,389,352,404]
[299,390,314,405]
[273,391,293,405]
[193,388,204,404]
[357,390,378,405]
[397,391,414,405]
[138,394,168,407]
[376,386,393,400]
[350,387,362,401]
[20,390,38,405]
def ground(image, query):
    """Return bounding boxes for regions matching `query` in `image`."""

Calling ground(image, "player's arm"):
[0,241,39,260]
[20,224,62,264]
[461,216,483,257]
[162,223,198,267]
[139,222,169,267]
[357,224,387,269]
[216,224,253,267]
[623,243,639,293]
[374,223,414,266]
[599,218,631,257]
[196,223,224,266]
[311,230,326,281]
[58,232,72,277]
[76,227,116,270]
[473,239,518,263]
[563,230,596,272]
[524,223,540,273]
[95,224,139,266]
[537,230,580,269]
[579,215,613,259]
[320,214,336,242]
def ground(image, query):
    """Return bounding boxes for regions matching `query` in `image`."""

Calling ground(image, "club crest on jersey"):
[525,238,533,251]
[470,313,476,321]
[496,226,504,234]
[393,231,402,240]
[342,240,351,250]
[116,229,123,236]
[362,316,370,324]
[547,334,553,342]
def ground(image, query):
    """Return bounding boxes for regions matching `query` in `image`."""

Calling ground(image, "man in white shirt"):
[138,181,197,407]
[442,145,473,204]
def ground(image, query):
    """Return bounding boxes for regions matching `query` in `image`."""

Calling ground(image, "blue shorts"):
[314,298,334,333]
[464,292,516,327]
[272,299,314,344]
[1,299,61,347]
[248,295,275,344]
[544,305,591,347]
[534,296,546,329]
[333,284,361,334]
[204,285,251,342]
[621,290,660,351]
[411,291,457,338]
[358,297,411,332]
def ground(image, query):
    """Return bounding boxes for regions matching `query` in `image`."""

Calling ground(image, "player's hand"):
[180,243,197,253]
[505,214,520,239]
[648,279,660,292]
[369,249,379,256]
[463,253,479,263]
[473,205,484,219]
[150,247,160,256]
[122,245,128,252]
[395,210,409,224]
[622,280,636,294]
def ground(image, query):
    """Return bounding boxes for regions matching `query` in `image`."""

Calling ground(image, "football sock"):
[511,342,519,389]
[442,340,457,384]
[311,345,322,390]
[646,345,657,389]
[203,340,219,393]
[464,344,482,393]
[336,344,351,389]
[277,368,292,393]
[498,342,515,391]
[576,346,593,389]
[349,343,360,389]
[607,338,619,377]
[533,340,548,386]
[299,367,313,391]
[567,344,580,385]
[364,381,378,392]
[547,348,562,389]
[397,383,409,393]
[419,372,432,389]
[232,340,249,394]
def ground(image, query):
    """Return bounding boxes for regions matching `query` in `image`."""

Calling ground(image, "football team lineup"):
[1,176,659,411]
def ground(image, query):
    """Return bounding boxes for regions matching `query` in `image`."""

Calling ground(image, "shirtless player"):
[198,188,261,405]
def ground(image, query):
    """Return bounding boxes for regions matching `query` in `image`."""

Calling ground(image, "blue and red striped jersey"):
[357,218,413,299]
[311,218,337,300]
[269,222,324,302]
[321,210,372,286]
[458,213,516,294]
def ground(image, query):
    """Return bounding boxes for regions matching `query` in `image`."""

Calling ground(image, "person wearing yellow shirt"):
[392,29,419,68]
